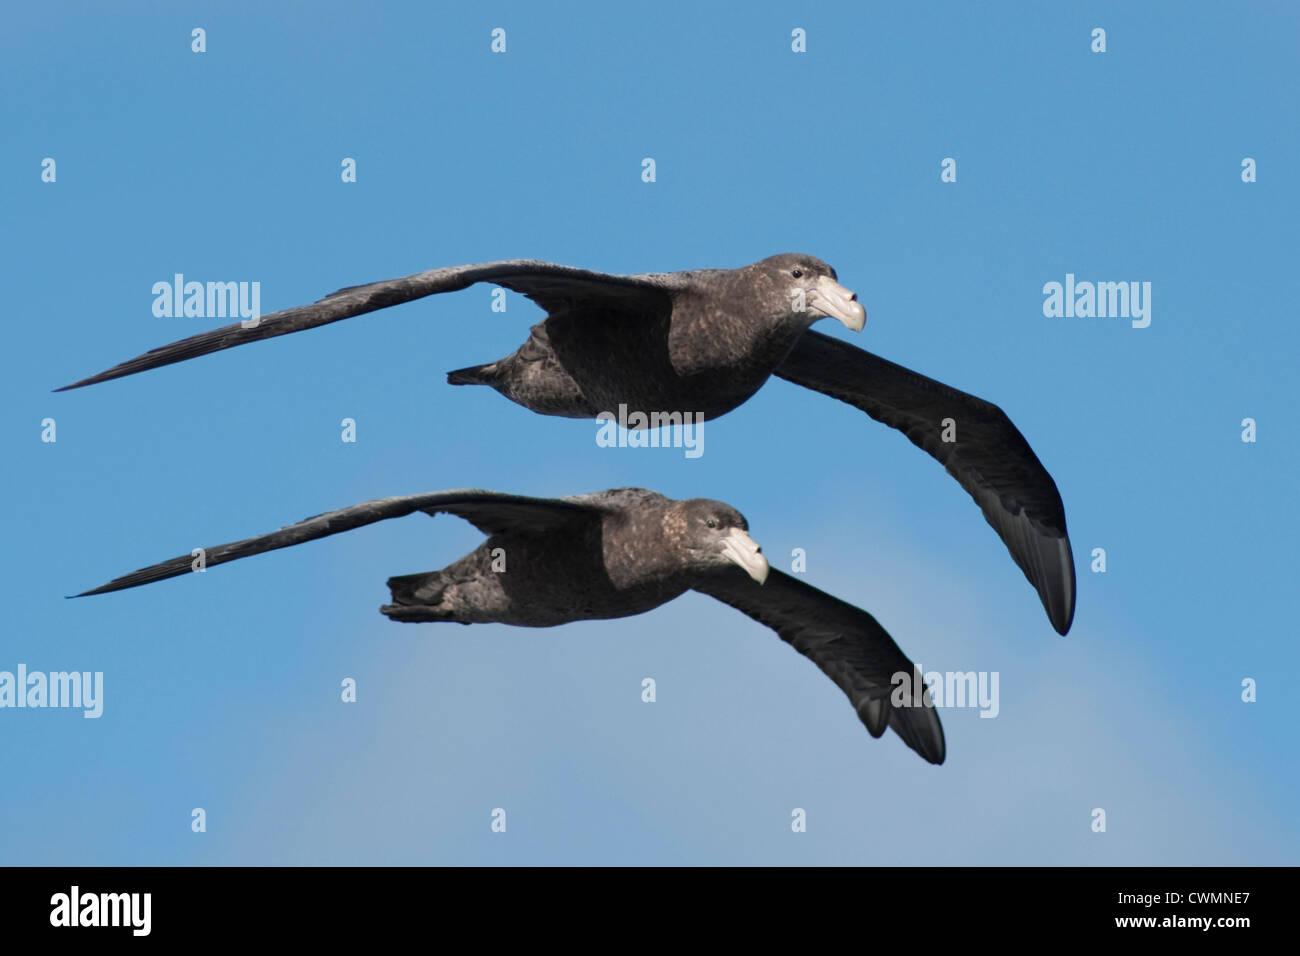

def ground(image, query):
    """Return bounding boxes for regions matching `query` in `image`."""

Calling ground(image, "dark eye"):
[706,518,717,529]
[792,269,803,278]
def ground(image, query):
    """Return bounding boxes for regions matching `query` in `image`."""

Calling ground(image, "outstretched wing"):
[74,489,599,596]
[694,568,945,765]
[776,330,1075,635]
[56,260,675,391]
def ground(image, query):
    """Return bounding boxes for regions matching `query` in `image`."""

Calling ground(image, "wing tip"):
[1051,609,1074,636]
[72,582,120,597]
[864,697,946,764]
[55,368,119,392]
[885,697,946,765]
[913,723,946,766]
[858,698,890,738]
[1047,535,1076,636]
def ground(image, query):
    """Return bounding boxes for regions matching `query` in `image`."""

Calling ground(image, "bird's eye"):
[791,269,803,278]
[706,518,717,529]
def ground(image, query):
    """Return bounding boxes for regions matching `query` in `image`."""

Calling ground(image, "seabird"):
[58,254,1075,634]
[74,487,946,764]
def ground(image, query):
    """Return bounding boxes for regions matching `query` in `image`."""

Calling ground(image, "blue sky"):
[2,1,1297,864]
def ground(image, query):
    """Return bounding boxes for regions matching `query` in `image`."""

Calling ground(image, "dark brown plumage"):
[74,487,946,765]
[57,253,1073,634]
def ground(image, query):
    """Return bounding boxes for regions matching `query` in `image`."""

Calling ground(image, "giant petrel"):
[58,253,1075,634]
[75,487,947,765]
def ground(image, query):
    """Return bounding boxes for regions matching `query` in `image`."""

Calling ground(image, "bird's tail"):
[381,571,460,622]
[381,603,463,623]
[446,362,498,386]
[386,571,445,605]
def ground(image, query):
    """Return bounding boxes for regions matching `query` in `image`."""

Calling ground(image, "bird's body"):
[75,486,946,765]
[449,265,822,420]
[384,489,698,625]
[59,252,1076,634]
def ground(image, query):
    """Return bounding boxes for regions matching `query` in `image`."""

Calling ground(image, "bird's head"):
[756,253,866,332]
[668,499,770,584]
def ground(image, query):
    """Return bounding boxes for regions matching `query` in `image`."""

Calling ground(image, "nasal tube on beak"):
[812,275,866,332]
[721,528,770,584]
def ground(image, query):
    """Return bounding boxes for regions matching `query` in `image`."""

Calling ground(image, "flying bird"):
[58,253,1075,634]
[75,487,946,765]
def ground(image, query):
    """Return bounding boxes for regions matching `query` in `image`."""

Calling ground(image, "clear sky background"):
[2,1,1297,865]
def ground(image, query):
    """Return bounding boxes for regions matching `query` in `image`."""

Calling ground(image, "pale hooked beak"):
[721,528,770,584]
[808,275,866,332]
